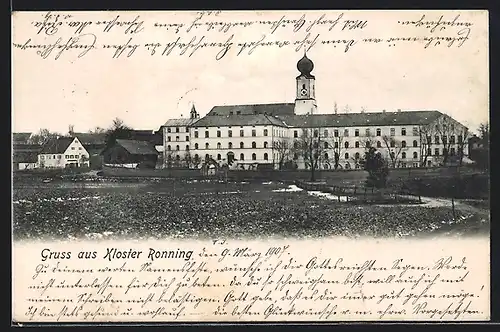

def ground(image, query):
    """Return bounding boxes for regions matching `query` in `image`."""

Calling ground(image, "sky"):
[12,10,489,135]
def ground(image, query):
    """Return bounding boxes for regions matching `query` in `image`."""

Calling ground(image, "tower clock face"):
[300,88,308,96]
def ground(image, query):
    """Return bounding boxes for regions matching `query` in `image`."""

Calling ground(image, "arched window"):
[401,140,407,148]
[324,142,328,149]
[390,140,395,148]
[186,145,189,151]
[402,152,407,159]
[314,130,319,137]
[205,143,209,149]
[240,153,244,160]
[264,141,268,148]
[228,142,233,149]
[205,154,210,161]
[194,143,198,149]
[324,130,328,137]
[293,153,298,160]
[324,153,329,160]
[240,142,244,149]
[194,154,199,161]
[176,155,180,161]
[167,145,171,151]
[413,140,418,147]
[252,153,256,160]
[176,145,179,151]
[217,154,221,160]
[252,141,256,148]
[355,141,360,148]
[345,152,349,159]
[413,151,418,159]
[263,129,268,136]
[376,141,381,148]
[355,152,360,159]
[217,142,221,149]
[264,153,268,160]
[344,142,349,149]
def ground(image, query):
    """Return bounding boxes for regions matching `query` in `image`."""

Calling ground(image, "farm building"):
[101,139,159,168]
[12,144,41,170]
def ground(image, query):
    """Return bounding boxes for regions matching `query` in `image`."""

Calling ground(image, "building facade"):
[162,54,469,170]
[38,136,90,168]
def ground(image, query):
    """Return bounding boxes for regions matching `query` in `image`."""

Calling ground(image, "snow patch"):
[308,191,348,202]
[272,185,304,192]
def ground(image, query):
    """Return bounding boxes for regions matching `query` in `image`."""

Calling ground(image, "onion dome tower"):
[294,52,317,115]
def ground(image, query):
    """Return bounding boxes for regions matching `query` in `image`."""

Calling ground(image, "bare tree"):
[164,148,175,169]
[457,127,469,167]
[418,125,433,167]
[343,104,351,114]
[183,151,193,168]
[88,126,107,134]
[334,102,339,114]
[68,124,75,136]
[295,128,324,182]
[382,135,404,168]
[273,139,293,170]
[328,134,344,170]
[478,122,489,145]
[29,128,60,145]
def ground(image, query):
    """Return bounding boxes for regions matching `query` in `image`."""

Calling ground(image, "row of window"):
[169,153,270,161]
[193,129,273,139]
[167,127,189,133]
[40,154,82,160]
[167,136,189,142]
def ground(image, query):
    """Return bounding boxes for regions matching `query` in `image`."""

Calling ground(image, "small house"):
[101,139,159,168]
[38,136,90,168]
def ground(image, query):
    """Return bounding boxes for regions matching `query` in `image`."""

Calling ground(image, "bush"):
[363,147,389,188]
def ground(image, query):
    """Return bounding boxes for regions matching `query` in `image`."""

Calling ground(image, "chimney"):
[397,109,402,113]
[382,109,386,113]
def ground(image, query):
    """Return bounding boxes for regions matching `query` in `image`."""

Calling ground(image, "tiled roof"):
[191,114,287,128]
[115,139,158,155]
[277,111,443,128]
[13,144,42,153]
[74,133,107,145]
[13,151,38,163]
[206,103,295,117]
[13,132,32,143]
[39,137,74,154]
[163,118,198,127]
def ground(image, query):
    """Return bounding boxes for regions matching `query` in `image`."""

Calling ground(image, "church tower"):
[294,52,317,115]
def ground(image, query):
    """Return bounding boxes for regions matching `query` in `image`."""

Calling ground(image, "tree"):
[457,127,469,167]
[382,135,404,168]
[328,134,344,170]
[29,128,61,145]
[334,102,339,114]
[363,147,389,188]
[105,118,133,147]
[68,124,75,136]
[183,151,193,168]
[343,104,351,113]
[193,154,201,168]
[478,122,489,145]
[273,139,293,170]
[418,125,433,167]
[295,128,324,182]
[88,126,107,134]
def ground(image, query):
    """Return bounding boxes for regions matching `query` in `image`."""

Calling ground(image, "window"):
[390,140,395,148]
[376,128,381,136]
[205,143,209,149]
[355,141,360,148]
[324,142,328,149]
[264,142,268,148]
[194,131,199,138]
[176,155,180,161]
[58,155,61,159]
[344,142,349,148]
[167,136,171,142]
[413,140,418,147]
[65,155,69,158]
[240,130,244,137]
[413,151,418,159]
[252,142,256,148]
[263,129,268,136]
[427,136,431,144]
[175,127,179,133]
[435,135,440,144]
[175,136,179,142]
[168,145,172,151]
[71,147,75,150]
[228,142,233,149]
[334,129,339,137]
[334,142,339,149]
[434,148,440,156]
[205,154,210,161]
[401,140,406,148]
[167,128,171,133]
[186,136,189,141]
[228,130,232,137]
[345,153,349,159]
[442,136,447,144]
[217,142,221,149]
[401,128,406,136]
[324,153,328,160]
[205,131,209,138]
[413,127,419,136]
[186,127,189,132]
[240,142,244,149]
[377,141,381,148]
[252,153,257,160]
[450,148,456,156]
[344,129,349,137]
[186,145,189,151]
[176,145,179,151]
[355,152,360,159]
[293,153,298,160]
[324,130,328,138]
[194,154,199,161]
[451,124,455,131]
[240,153,244,160]
[78,147,82,150]
[390,128,395,136]
[458,135,463,143]
[294,130,298,138]
[236,111,241,115]
[252,129,256,137]
[355,129,359,137]
[314,130,319,138]
[217,154,221,160]
[402,152,406,159]
[217,130,221,138]
[450,135,455,144]
[264,153,268,160]
[366,141,371,148]
[229,111,233,115]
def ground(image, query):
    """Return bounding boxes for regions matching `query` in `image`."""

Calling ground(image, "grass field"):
[12,178,490,241]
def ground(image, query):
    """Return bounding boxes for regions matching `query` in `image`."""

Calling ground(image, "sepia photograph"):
[11,10,490,323]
